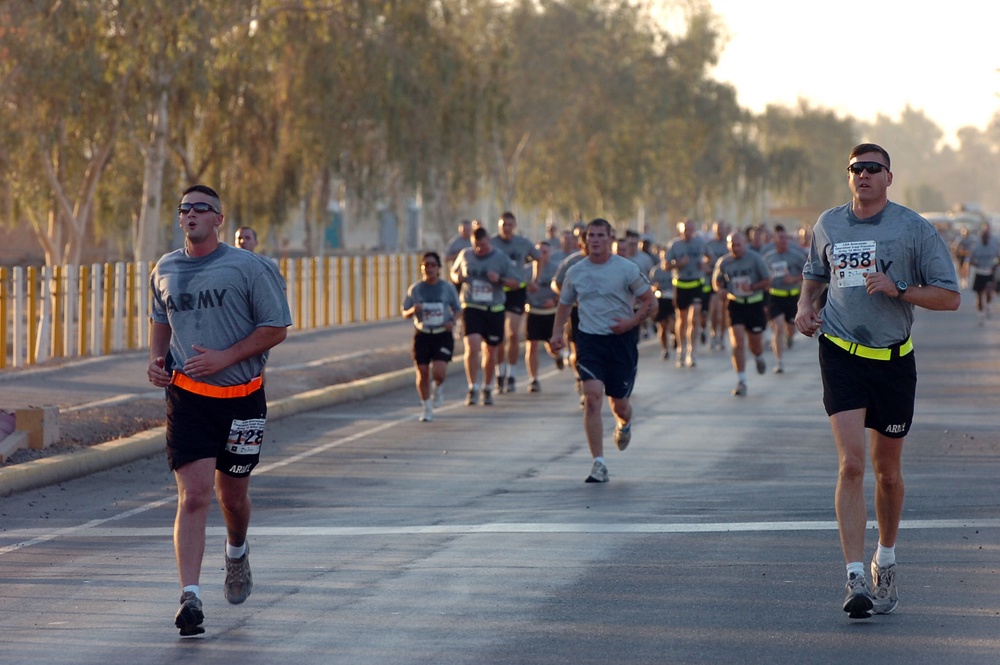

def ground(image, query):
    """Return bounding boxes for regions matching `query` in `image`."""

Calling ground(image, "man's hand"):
[183,345,230,379]
[864,271,898,297]
[148,356,170,387]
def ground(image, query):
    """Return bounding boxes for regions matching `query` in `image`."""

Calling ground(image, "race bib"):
[470,278,493,303]
[833,240,876,288]
[226,418,265,456]
[770,260,789,279]
[730,275,752,297]
[422,301,445,327]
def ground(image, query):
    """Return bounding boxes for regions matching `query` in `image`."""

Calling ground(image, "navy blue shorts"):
[166,385,268,477]
[574,329,639,399]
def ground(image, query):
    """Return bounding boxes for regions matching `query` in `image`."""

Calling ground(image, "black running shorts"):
[166,385,268,477]
[818,334,916,439]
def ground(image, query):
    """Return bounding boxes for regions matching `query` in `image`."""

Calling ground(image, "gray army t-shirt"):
[803,201,958,347]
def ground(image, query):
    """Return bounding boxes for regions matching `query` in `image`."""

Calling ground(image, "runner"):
[665,219,707,368]
[401,251,461,421]
[762,225,807,373]
[550,219,656,483]
[491,212,542,394]
[795,143,960,619]
[968,222,1000,324]
[450,228,520,406]
[524,240,562,392]
[148,184,292,636]
[712,231,771,396]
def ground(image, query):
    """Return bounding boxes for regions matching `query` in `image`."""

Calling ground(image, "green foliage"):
[1,0,997,262]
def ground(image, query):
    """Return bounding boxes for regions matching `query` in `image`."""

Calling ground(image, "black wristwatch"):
[895,280,908,297]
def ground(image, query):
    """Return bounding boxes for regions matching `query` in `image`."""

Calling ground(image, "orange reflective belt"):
[170,371,263,398]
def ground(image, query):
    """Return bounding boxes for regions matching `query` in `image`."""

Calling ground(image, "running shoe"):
[528,379,541,393]
[755,355,766,374]
[432,382,444,407]
[870,561,898,614]
[224,544,253,605]
[506,376,516,393]
[662,348,669,360]
[175,591,205,636]
[466,389,477,406]
[419,402,433,422]
[684,355,696,368]
[614,422,632,451]
[481,389,493,406]
[555,355,565,370]
[496,374,507,393]
[773,363,784,374]
[843,573,874,619]
[585,460,609,483]
[732,380,747,397]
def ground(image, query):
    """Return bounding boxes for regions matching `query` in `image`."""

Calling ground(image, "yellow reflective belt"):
[823,334,913,361]
[727,293,765,305]
[769,288,801,297]
[673,278,704,289]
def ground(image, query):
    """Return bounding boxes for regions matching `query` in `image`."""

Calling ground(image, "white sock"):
[226,541,247,560]
[846,561,865,579]
[182,584,201,598]
[737,371,747,382]
[594,456,605,465]
[876,544,896,567]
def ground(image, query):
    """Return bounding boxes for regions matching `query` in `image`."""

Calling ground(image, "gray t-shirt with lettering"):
[803,201,958,347]
[150,243,292,386]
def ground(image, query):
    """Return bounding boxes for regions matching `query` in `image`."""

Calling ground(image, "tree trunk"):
[135,86,170,262]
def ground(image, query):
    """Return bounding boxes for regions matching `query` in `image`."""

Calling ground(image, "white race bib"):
[470,278,493,303]
[730,276,752,297]
[422,301,445,327]
[226,418,266,456]
[832,240,877,288]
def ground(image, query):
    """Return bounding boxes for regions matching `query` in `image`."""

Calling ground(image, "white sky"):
[705,0,1000,145]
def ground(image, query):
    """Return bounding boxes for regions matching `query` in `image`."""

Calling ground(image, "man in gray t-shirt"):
[551,219,656,484]
[148,184,292,636]
[450,228,520,405]
[795,144,960,620]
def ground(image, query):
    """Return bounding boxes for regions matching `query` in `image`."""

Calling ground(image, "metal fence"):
[0,253,420,369]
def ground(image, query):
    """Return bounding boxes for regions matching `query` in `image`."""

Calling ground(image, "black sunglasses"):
[847,161,889,175]
[178,202,220,214]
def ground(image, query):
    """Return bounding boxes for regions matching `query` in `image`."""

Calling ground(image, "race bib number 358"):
[226,418,266,455]
[833,240,876,288]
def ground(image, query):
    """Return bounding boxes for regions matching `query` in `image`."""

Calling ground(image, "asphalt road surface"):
[2,300,999,665]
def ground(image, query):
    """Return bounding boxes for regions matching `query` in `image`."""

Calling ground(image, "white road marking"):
[3,519,999,543]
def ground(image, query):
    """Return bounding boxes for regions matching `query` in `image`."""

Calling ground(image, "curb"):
[0,368,415,497]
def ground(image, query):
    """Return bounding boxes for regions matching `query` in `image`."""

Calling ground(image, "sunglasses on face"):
[177,202,220,214]
[847,161,889,175]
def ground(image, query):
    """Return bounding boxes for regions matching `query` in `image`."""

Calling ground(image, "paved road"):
[1,300,1000,664]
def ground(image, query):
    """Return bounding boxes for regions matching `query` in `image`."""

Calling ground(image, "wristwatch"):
[895,280,908,296]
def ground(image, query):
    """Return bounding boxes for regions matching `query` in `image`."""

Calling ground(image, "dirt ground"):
[1,349,412,467]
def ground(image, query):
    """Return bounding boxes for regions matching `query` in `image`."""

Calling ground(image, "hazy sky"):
[707,1,999,145]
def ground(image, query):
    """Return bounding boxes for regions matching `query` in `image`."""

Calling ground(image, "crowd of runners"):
[402,211,815,425]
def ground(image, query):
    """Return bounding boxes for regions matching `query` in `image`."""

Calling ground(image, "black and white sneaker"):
[175,591,205,636]
[843,573,874,619]
[585,460,609,483]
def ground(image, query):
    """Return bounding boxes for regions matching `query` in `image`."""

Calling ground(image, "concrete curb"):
[0,368,415,497]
